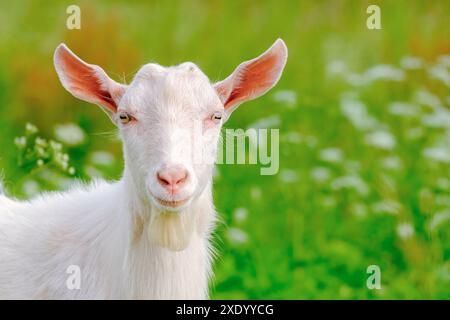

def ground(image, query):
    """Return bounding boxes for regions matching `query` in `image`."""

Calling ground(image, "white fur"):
[0,178,214,299]
[0,39,287,299]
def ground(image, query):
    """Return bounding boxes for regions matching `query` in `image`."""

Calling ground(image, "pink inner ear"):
[224,52,280,109]
[58,48,117,112]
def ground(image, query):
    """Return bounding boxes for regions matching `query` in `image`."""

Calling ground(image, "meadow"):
[0,0,449,299]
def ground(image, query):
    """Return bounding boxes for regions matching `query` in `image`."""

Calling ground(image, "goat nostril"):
[175,173,188,185]
[157,173,171,186]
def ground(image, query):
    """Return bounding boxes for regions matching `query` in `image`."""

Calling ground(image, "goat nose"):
[156,166,188,191]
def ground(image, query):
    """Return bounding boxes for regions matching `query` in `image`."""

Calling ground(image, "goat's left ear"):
[53,43,127,121]
[214,38,288,121]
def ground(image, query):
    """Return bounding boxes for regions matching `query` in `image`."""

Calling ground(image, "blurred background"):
[0,0,449,299]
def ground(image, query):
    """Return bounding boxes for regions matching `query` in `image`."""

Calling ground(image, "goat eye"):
[211,112,223,122]
[118,112,132,124]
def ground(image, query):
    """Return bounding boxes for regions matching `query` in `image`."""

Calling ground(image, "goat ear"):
[214,39,288,121]
[53,43,127,121]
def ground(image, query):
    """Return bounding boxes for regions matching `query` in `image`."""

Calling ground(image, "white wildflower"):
[365,130,396,150]
[381,156,403,170]
[326,60,348,76]
[423,134,450,163]
[396,222,414,240]
[319,148,343,163]
[429,210,450,231]
[22,180,40,197]
[84,165,104,178]
[436,178,450,191]
[233,208,248,224]
[437,55,450,68]
[50,140,63,151]
[331,175,369,196]
[227,227,248,245]
[272,90,297,108]
[436,195,450,207]
[350,202,368,218]
[279,169,298,183]
[35,137,47,147]
[400,56,424,70]
[364,64,405,82]
[372,200,402,215]
[340,95,380,131]
[54,123,86,146]
[283,132,303,144]
[25,123,38,135]
[90,151,115,166]
[35,146,46,157]
[388,102,420,117]
[321,196,337,208]
[422,108,450,129]
[428,64,450,87]
[14,136,26,148]
[311,167,332,183]
[423,147,450,163]
[415,89,442,109]
[346,73,368,86]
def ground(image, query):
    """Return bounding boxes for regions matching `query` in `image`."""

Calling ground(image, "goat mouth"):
[154,197,189,208]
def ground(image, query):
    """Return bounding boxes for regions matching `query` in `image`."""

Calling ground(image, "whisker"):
[90,129,120,141]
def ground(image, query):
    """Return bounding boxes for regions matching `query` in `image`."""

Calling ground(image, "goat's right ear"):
[53,43,127,121]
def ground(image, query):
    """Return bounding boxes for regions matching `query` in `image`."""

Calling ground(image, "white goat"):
[0,39,287,299]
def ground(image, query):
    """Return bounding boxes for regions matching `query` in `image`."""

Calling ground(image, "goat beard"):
[147,210,196,251]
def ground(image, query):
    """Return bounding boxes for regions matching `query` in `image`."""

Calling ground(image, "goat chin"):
[148,210,197,252]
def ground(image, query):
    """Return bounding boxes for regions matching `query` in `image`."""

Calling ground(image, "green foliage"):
[14,123,75,176]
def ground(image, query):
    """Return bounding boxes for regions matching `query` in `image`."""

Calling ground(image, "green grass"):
[0,0,449,299]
